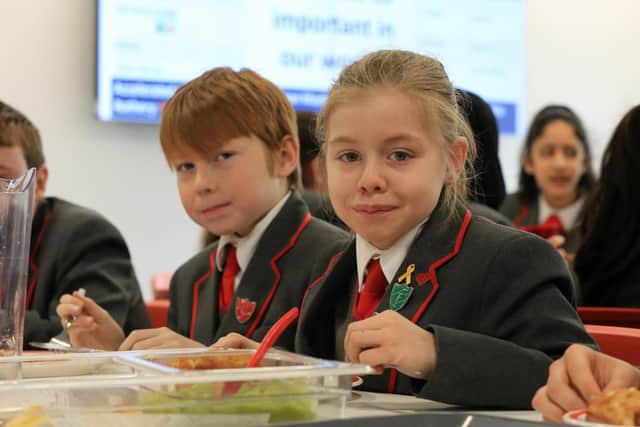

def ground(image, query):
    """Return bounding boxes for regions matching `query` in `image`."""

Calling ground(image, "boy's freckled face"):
[172,135,285,237]
[325,90,448,250]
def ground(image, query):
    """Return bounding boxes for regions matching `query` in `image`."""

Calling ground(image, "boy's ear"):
[274,135,299,178]
[35,165,49,204]
[445,137,468,184]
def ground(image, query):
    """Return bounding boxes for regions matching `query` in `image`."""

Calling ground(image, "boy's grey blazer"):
[168,192,350,350]
[26,197,150,345]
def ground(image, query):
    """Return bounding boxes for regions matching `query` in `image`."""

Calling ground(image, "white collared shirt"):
[538,195,584,230]
[355,218,428,292]
[215,191,291,291]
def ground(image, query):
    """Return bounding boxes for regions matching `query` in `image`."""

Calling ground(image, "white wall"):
[1,1,639,297]
[0,1,201,299]
[501,0,640,189]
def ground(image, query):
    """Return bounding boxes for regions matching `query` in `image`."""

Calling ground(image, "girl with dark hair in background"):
[500,105,596,258]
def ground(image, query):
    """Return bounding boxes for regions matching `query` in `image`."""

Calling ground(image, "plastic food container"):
[0,348,373,426]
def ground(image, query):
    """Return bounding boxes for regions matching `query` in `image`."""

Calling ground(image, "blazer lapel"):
[214,192,311,341]
[190,249,220,345]
[297,243,356,359]
[361,201,473,394]
[25,200,51,310]
[367,201,472,321]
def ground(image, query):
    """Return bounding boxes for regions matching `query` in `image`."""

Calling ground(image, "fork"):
[63,288,86,329]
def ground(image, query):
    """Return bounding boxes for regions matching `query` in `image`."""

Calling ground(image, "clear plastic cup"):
[0,168,36,373]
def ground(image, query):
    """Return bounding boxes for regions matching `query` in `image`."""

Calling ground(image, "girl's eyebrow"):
[327,136,358,145]
[384,133,423,144]
[329,132,423,145]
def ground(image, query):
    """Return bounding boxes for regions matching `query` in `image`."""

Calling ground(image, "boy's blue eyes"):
[174,152,235,172]
[216,152,234,161]
[176,163,194,173]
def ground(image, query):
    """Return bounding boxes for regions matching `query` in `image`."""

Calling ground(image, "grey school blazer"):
[297,200,595,409]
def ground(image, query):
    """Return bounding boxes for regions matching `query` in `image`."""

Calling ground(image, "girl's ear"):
[274,134,300,178]
[523,153,535,175]
[445,137,468,184]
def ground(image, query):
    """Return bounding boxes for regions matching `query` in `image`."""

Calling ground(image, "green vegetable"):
[142,379,316,423]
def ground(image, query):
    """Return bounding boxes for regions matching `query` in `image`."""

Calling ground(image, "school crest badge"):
[235,297,256,324]
[390,263,415,311]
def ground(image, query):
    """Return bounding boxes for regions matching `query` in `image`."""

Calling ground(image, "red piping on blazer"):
[189,213,312,339]
[245,213,312,338]
[25,212,53,310]
[189,249,217,339]
[388,209,473,394]
[512,204,529,227]
[298,251,344,328]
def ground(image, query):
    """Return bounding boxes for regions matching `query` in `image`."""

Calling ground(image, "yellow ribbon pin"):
[397,264,415,286]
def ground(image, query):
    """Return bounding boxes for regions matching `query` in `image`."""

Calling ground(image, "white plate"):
[0,358,108,379]
[24,358,100,378]
[564,409,626,427]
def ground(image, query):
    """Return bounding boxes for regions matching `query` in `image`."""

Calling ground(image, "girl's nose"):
[358,160,386,193]
[552,152,569,168]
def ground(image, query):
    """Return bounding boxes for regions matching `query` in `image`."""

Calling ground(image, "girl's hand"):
[119,327,206,351]
[212,333,260,350]
[532,344,640,422]
[547,235,575,266]
[344,310,436,379]
[56,291,124,350]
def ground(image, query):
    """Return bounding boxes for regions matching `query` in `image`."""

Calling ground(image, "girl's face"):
[325,89,459,250]
[524,120,587,208]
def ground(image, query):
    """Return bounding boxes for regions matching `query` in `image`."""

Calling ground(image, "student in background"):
[297,111,346,229]
[456,88,506,210]
[0,101,150,345]
[216,50,595,408]
[573,104,640,306]
[533,106,640,420]
[456,89,510,226]
[57,67,350,351]
[500,105,595,258]
[297,111,326,194]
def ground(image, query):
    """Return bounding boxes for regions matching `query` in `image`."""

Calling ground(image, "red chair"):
[151,272,173,300]
[578,307,640,328]
[585,324,640,366]
[146,299,170,328]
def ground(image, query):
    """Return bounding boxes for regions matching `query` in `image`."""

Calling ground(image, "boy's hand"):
[344,310,436,379]
[56,291,124,351]
[532,344,640,422]
[119,327,206,351]
[212,332,260,350]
